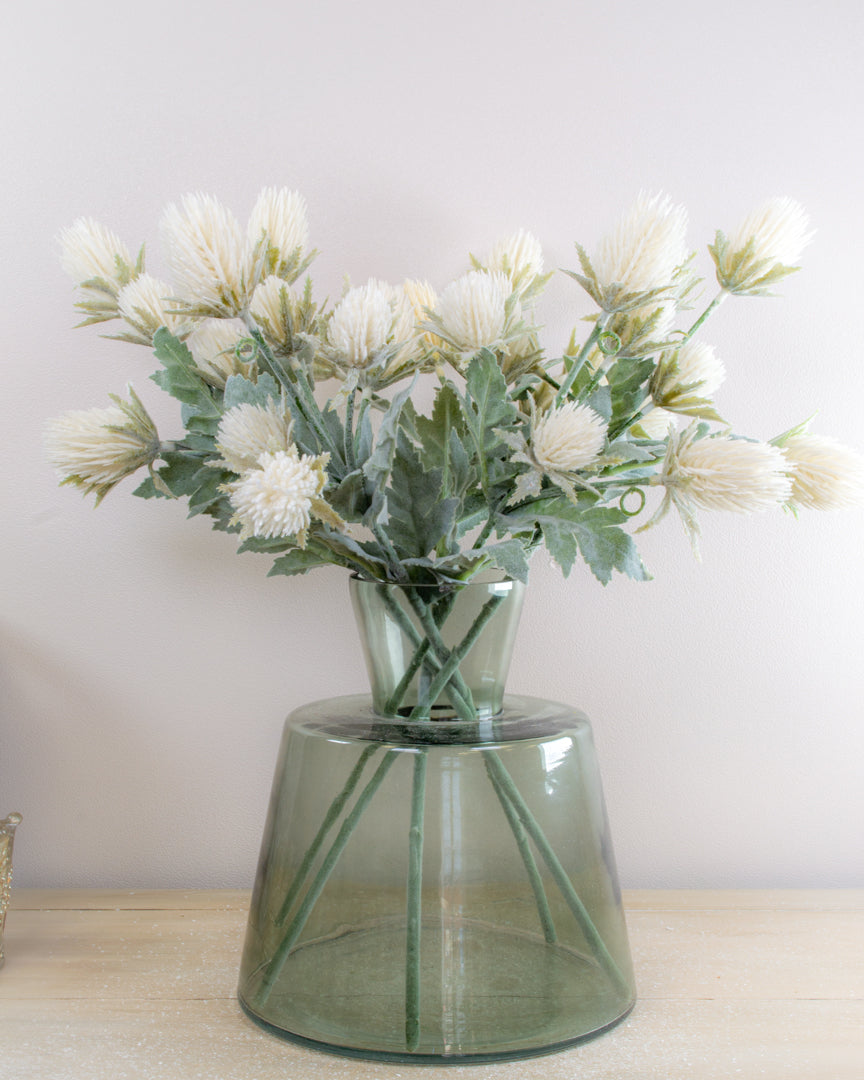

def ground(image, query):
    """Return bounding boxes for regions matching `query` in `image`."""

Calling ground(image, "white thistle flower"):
[782,434,864,510]
[45,387,159,504]
[59,217,134,292]
[672,340,726,397]
[637,407,678,439]
[669,434,792,512]
[403,279,442,350]
[486,230,544,280]
[227,449,329,544]
[250,275,298,345]
[216,399,293,474]
[531,402,607,473]
[117,274,181,343]
[160,193,252,317]
[434,270,512,352]
[327,281,394,367]
[186,319,249,387]
[592,192,689,301]
[247,187,309,277]
[712,197,813,295]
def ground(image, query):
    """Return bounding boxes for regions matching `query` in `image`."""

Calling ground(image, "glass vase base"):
[240,917,634,1063]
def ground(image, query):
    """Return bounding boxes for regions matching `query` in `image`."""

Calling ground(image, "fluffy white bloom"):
[713,197,813,295]
[250,275,297,342]
[531,402,607,473]
[782,434,864,510]
[228,449,327,541]
[160,193,252,316]
[592,192,689,298]
[44,388,159,503]
[117,274,181,341]
[486,230,544,280]
[186,319,248,387]
[672,340,726,397]
[673,435,792,512]
[638,407,677,439]
[247,187,309,273]
[403,279,442,350]
[59,217,134,290]
[216,399,293,474]
[726,197,812,269]
[327,281,394,366]
[434,270,512,352]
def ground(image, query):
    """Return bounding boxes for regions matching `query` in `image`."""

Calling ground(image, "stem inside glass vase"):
[349,575,525,724]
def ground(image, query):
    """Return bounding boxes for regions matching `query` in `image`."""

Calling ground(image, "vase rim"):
[349,573,520,591]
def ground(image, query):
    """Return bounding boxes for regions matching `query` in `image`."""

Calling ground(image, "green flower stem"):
[344,389,356,472]
[257,750,399,1004]
[384,638,432,717]
[486,762,557,944]
[407,595,505,722]
[482,751,631,998]
[274,743,379,927]
[405,749,428,1051]
[555,315,608,405]
[404,591,477,720]
[683,289,726,342]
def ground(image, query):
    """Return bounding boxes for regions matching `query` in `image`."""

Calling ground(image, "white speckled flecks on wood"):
[1,889,862,1080]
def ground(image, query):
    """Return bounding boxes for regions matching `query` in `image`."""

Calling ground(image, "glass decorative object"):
[238,579,635,1063]
[0,812,22,970]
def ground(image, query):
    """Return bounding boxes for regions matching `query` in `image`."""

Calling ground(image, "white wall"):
[2,0,863,889]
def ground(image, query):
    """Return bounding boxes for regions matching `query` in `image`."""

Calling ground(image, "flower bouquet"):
[46,189,864,1061]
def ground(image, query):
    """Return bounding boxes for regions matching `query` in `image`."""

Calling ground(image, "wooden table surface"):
[1,889,862,1079]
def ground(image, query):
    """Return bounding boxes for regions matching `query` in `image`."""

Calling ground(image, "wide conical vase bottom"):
[238,695,635,1063]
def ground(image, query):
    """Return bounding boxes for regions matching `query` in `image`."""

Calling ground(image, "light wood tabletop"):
[1,889,862,1079]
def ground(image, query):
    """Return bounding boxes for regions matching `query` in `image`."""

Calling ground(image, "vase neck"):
[349,578,525,722]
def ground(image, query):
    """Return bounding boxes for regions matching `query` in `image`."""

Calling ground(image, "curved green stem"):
[407,595,505,721]
[405,750,427,1050]
[486,764,557,944]
[683,289,726,342]
[274,743,379,926]
[257,751,399,1004]
[482,751,631,998]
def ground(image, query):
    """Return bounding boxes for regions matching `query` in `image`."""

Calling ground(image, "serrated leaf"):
[223,373,281,411]
[502,497,649,584]
[475,539,530,583]
[328,469,368,520]
[151,328,222,430]
[386,434,459,559]
[415,383,473,498]
[268,547,336,577]
[362,381,415,525]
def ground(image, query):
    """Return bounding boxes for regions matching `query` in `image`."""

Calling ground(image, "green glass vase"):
[1,812,22,971]
[238,578,635,1063]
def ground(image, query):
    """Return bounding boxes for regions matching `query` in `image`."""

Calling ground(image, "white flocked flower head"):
[186,318,249,387]
[327,281,394,367]
[59,217,134,292]
[44,387,160,504]
[116,274,182,343]
[668,432,792,513]
[227,449,330,544]
[160,193,252,317]
[712,197,813,296]
[638,407,678,440]
[486,230,544,281]
[216,399,294,475]
[250,275,298,345]
[782,434,864,510]
[247,187,309,279]
[672,340,726,397]
[588,192,689,310]
[434,270,512,353]
[531,402,607,474]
